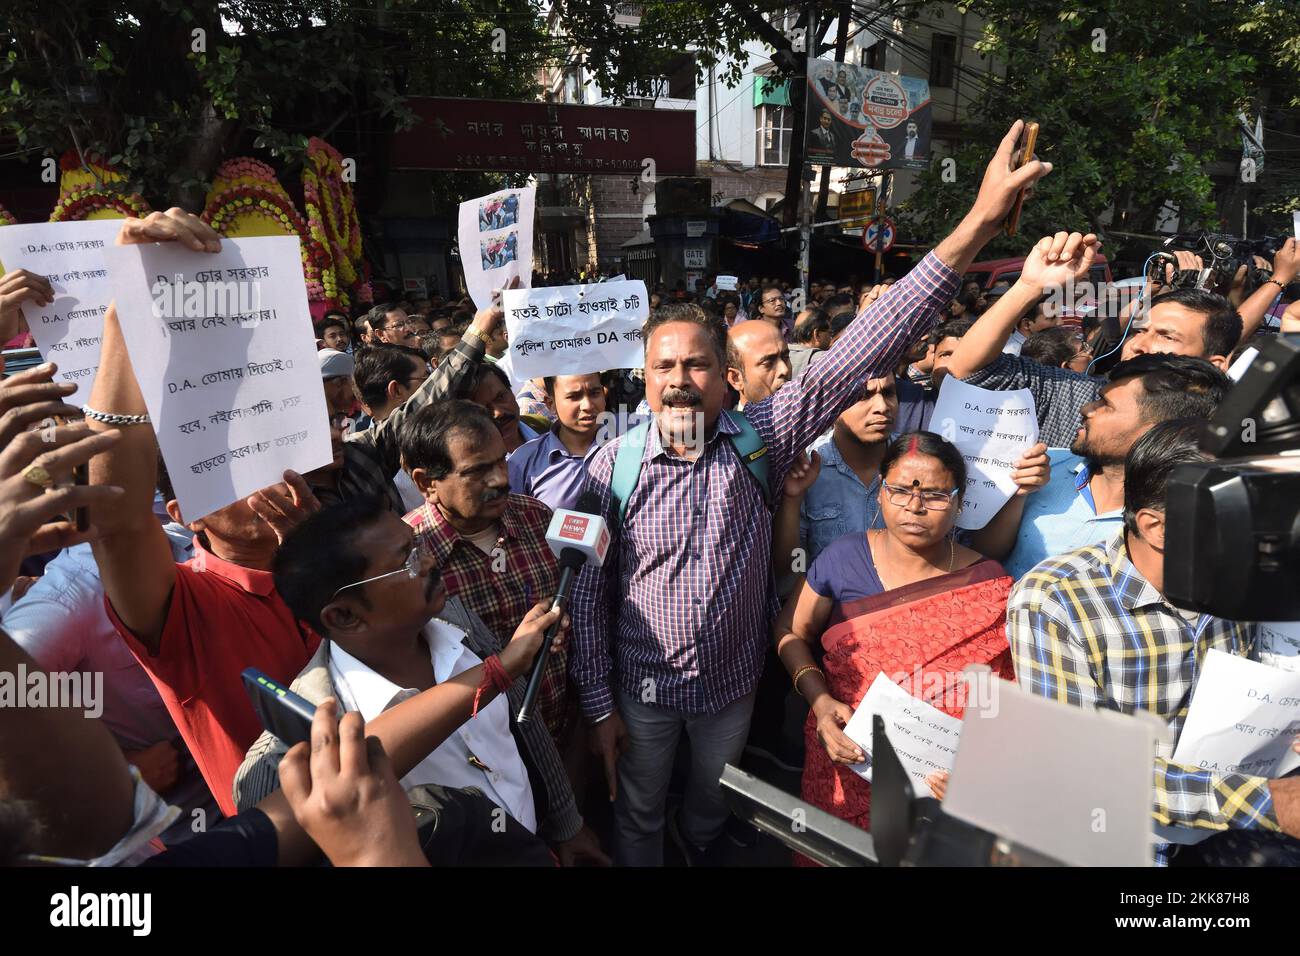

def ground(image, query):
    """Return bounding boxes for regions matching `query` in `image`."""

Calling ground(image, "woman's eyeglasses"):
[330,545,433,601]
[882,482,958,510]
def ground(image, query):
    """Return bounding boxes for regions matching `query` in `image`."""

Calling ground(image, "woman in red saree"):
[774,431,1016,847]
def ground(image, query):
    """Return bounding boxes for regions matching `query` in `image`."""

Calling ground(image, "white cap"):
[318,348,354,379]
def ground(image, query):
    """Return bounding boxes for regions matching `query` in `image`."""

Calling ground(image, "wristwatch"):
[464,324,490,347]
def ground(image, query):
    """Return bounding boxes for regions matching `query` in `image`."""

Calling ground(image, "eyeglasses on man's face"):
[330,545,434,601]
[881,481,959,510]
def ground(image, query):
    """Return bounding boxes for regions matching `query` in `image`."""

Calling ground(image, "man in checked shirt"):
[1008,420,1300,865]
[569,122,1054,866]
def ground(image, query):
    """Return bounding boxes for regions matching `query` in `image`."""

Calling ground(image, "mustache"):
[661,386,702,406]
[481,486,507,503]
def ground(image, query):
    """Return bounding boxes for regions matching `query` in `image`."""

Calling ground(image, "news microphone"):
[516,491,610,724]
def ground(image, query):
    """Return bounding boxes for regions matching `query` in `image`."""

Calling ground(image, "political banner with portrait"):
[804,59,931,171]
[502,279,649,381]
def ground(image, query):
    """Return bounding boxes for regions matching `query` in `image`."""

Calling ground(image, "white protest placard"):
[502,279,649,381]
[715,275,738,291]
[103,236,331,523]
[1172,648,1300,779]
[458,187,534,311]
[0,220,124,404]
[1293,210,1299,241]
[931,377,1039,530]
[1258,621,1300,673]
[841,672,962,791]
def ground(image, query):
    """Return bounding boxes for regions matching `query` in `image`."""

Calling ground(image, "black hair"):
[1122,418,1211,535]
[273,496,387,633]
[823,292,855,312]
[352,344,425,410]
[474,361,512,392]
[935,317,977,343]
[1021,326,1080,367]
[156,451,176,503]
[366,302,403,331]
[1106,354,1229,425]
[792,308,831,344]
[444,320,469,340]
[400,399,498,479]
[878,430,967,497]
[1147,288,1242,358]
[829,310,857,337]
[0,800,40,867]
[318,315,349,336]
[642,302,728,367]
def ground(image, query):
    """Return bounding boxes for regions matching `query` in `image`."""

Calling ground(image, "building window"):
[864,37,887,71]
[755,104,792,167]
[930,33,956,88]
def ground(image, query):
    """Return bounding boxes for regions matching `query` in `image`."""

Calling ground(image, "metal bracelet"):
[81,406,151,426]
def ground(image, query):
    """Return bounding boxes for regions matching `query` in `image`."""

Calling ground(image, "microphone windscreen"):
[557,546,588,571]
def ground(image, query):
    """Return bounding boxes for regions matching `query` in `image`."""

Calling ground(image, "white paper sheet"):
[1258,620,1300,673]
[458,187,535,311]
[944,670,1165,867]
[930,377,1039,530]
[102,236,332,522]
[503,280,649,381]
[1172,648,1300,779]
[715,275,738,291]
[0,220,125,404]
[1293,210,1300,241]
[1227,346,1258,382]
[840,672,962,792]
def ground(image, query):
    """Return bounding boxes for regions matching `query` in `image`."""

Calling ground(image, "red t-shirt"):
[106,541,319,816]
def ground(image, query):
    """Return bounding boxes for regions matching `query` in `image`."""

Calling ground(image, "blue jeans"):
[612,686,756,867]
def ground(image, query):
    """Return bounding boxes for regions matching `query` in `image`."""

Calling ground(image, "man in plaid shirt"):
[1008,420,1300,864]
[571,122,1055,865]
[400,401,569,742]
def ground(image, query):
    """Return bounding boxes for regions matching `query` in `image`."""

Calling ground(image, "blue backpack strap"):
[609,419,652,529]
[722,410,771,510]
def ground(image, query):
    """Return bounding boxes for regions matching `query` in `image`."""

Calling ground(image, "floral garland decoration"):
[50,151,151,222]
[200,158,332,304]
[0,202,17,227]
[302,137,368,308]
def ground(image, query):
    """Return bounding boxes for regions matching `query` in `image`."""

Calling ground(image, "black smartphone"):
[242,668,318,748]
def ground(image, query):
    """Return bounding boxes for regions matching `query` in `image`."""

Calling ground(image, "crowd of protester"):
[0,122,1298,869]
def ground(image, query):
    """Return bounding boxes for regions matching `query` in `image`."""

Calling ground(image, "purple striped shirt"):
[569,252,960,717]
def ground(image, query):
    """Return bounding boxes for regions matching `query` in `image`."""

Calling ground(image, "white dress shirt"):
[328,619,537,833]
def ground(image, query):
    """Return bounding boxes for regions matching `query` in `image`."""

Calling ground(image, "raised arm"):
[758,121,1054,480]
[1236,238,1297,344]
[947,231,1100,382]
[88,211,224,653]
[340,291,513,504]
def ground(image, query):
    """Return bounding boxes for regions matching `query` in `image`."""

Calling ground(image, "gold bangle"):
[792,664,824,697]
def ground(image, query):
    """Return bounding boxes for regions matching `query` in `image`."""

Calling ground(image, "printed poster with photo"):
[458,186,535,310]
[803,59,931,171]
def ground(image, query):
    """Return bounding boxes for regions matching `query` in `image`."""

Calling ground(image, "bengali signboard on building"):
[804,60,931,171]
[392,97,697,176]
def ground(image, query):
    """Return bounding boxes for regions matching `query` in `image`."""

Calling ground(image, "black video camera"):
[1147,232,1295,300]
[1165,334,1300,620]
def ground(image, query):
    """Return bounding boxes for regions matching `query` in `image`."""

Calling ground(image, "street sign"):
[839,188,876,226]
[684,246,707,269]
[862,217,896,253]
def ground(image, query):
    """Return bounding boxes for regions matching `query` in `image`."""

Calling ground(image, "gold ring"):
[21,464,54,490]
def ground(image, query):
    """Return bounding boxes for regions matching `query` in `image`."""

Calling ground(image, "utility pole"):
[797,3,816,308]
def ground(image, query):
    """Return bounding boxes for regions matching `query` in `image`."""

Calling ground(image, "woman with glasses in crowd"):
[773,431,1015,855]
